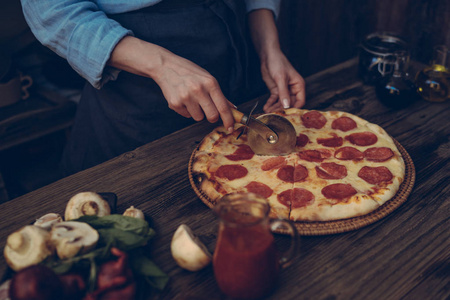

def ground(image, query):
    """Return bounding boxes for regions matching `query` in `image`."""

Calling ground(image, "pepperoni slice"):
[277,165,295,183]
[246,181,273,198]
[331,116,357,132]
[225,144,254,161]
[317,134,343,147]
[277,165,309,182]
[345,132,378,146]
[296,134,309,147]
[301,111,327,129]
[364,147,394,162]
[261,157,286,171]
[322,183,357,200]
[277,189,292,208]
[297,149,331,162]
[278,188,315,208]
[294,165,308,182]
[358,166,393,184]
[291,188,315,208]
[316,162,347,179]
[334,147,364,160]
[215,165,248,180]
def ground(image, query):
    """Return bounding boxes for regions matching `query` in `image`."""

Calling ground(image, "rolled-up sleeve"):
[21,0,133,88]
[244,0,281,18]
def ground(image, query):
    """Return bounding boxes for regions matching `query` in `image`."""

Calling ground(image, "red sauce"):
[213,224,279,299]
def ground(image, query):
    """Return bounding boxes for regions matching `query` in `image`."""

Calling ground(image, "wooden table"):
[0,58,448,299]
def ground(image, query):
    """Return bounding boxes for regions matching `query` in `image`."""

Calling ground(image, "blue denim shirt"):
[21,0,280,89]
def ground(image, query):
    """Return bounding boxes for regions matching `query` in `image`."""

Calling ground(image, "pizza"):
[189,108,405,222]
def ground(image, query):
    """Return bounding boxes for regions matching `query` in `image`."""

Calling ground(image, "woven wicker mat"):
[188,139,415,236]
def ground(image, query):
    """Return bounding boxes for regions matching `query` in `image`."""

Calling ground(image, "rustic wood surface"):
[0,58,448,300]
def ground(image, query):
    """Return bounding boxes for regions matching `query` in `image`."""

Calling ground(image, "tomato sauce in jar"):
[213,193,297,299]
[213,224,279,299]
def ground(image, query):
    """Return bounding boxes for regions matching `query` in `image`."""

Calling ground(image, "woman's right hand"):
[108,36,236,133]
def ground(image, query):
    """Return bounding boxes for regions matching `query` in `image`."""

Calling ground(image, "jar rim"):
[214,193,270,227]
[361,32,408,55]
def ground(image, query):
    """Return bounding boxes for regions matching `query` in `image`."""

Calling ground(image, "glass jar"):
[375,50,418,109]
[415,45,450,102]
[359,32,409,84]
[212,193,297,300]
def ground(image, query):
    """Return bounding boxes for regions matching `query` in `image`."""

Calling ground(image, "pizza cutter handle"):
[270,219,298,269]
[231,108,248,125]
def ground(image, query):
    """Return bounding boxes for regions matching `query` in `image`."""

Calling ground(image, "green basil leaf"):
[77,215,155,250]
[130,250,169,290]
[97,228,150,250]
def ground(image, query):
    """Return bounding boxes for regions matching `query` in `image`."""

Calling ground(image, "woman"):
[21,0,305,174]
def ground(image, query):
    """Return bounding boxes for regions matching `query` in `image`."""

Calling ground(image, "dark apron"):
[61,0,265,175]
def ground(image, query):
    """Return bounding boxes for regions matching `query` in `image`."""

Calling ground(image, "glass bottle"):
[375,50,418,109]
[415,45,450,102]
[212,193,297,300]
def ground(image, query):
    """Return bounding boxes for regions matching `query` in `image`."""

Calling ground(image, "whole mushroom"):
[3,225,54,271]
[65,192,111,220]
[50,221,99,260]
[123,206,145,220]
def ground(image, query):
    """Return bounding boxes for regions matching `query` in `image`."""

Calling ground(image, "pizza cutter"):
[231,107,296,156]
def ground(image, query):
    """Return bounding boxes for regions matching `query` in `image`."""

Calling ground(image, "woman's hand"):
[260,48,305,113]
[108,36,236,132]
[248,9,306,113]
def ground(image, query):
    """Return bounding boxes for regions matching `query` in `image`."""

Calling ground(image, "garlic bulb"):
[65,192,110,220]
[170,224,212,271]
[123,206,145,220]
[3,226,54,271]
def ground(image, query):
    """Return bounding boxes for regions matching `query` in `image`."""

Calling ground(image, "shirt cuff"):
[245,0,281,18]
[67,24,133,89]
[96,32,134,89]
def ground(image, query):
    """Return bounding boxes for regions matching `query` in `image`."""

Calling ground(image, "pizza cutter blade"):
[231,108,296,156]
[247,113,297,155]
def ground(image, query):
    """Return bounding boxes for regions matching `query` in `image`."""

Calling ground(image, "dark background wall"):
[277,0,450,77]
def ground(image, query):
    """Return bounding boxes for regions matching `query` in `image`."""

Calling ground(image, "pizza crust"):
[290,194,380,221]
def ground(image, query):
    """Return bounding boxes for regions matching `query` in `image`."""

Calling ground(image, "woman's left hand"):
[260,49,305,113]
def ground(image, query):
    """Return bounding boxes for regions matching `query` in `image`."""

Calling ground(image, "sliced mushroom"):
[34,213,63,230]
[123,206,145,220]
[3,225,54,271]
[51,221,99,260]
[170,224,212,271]
[65,192,111,220]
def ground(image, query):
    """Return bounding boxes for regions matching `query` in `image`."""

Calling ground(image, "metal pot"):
[358,32,409,84]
